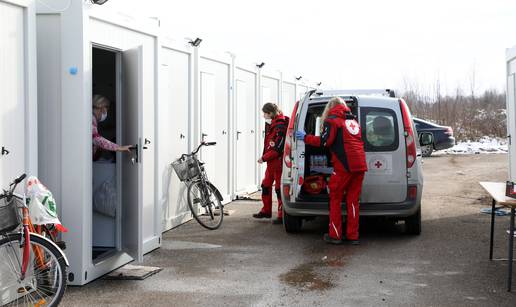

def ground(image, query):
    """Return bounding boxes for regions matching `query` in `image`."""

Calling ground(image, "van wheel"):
[283,211,302,233]
[421,145,433,157]
[405,208,421,235]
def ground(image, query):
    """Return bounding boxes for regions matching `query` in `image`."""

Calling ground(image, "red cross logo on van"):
[375,161,383,168]
[345,120,360,135]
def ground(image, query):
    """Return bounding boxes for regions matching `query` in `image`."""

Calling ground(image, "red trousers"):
[260,164,283,218]
[328,171,365,240]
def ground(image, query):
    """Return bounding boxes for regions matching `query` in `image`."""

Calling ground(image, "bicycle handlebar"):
[180,142,217,159]
[1,173,26,201]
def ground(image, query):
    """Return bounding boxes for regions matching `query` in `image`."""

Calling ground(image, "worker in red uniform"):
[253,103,288,225]
[295,97,367,244]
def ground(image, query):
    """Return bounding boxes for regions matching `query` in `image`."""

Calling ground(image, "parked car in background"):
[413,118,455,157]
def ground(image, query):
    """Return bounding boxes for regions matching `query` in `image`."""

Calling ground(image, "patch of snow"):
[433,137,508,155]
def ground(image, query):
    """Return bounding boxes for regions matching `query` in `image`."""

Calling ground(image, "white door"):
[259,86,272,179]
[199,58,231,201]
[160,49,191,231]
[235,76,256,193]
[0,1,25,189]
[508,73,516,182]
[200,72,217,174]
[121,46,143,263]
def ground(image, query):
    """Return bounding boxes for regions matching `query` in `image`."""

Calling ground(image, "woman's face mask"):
[264,113,272,124]
[99,112,108,122]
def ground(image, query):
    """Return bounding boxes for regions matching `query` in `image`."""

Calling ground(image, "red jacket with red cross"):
[261,113,288,168]
[305,104,368,173]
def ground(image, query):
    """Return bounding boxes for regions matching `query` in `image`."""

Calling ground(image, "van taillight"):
[283,184,291,197]
[445,127,453,136]
[400,98,417,169]
[284,139,292,168]
[408,186,417,200]
[283,100,299,168]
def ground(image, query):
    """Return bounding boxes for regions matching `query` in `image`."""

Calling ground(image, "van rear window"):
[360,107,399,152]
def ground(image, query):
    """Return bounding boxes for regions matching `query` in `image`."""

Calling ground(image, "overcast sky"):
[104,0,516,96]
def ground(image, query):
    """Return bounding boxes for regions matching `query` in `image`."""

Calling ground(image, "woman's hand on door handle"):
[118,145,133,153]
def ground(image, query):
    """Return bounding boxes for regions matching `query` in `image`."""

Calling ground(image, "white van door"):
[0,1,26,189]
[121,46,143,263]
[359,102,407,203]
[507,72,516,181]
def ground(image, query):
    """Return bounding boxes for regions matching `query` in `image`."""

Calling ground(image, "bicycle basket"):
[0,198,20,234]
[172,156,201,181]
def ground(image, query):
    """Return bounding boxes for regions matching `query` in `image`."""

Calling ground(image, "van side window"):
[360,107,399,152]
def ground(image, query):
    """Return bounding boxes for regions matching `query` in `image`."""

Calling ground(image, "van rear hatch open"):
[293,96,407,204]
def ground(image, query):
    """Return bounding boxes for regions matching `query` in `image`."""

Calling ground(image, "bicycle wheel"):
[187,181,224,230]
[0,233,67,307]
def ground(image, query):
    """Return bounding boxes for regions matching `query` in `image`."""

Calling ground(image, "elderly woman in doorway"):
[92,94,132,160]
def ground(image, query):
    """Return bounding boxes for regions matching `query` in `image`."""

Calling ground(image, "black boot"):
[323,233,342,245]
[253,212,272,219]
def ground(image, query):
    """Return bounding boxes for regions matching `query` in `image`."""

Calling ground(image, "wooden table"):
[479,182,516,292]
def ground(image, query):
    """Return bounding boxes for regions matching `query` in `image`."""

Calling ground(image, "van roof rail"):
[313,89,396,98]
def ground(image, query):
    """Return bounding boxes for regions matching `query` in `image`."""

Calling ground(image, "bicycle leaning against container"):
[0,174,69,307]
[172,142,224,230]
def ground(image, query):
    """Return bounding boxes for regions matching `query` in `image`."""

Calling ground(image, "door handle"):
[128,145,138,164]
[1,146,9,156]
[236,131,242,140]
[145,138,151,145]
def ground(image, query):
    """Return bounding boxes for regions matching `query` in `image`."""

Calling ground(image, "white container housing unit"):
[507,46,516,184]
[36,2,161,285]
[0,0,37,303]
[0,0,37,189]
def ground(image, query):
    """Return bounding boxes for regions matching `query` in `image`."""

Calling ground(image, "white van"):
[280,89,433,235]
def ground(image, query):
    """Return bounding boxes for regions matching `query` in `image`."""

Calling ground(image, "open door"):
[121,46,143,263]
[508,73,516,182]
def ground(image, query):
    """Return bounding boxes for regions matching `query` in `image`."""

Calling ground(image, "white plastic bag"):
[26,176,64,227]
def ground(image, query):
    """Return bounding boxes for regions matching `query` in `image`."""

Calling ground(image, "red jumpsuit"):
[260,113,288,218]
[305,104,367,240]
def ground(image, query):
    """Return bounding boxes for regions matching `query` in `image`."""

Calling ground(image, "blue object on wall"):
[69,66,78,75]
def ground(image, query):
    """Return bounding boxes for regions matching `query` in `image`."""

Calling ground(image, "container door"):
[200,72,217,176]
[0,1,26,189]
[508,72,516,182]
[121,46,143,263]
[160,48,191,231]
[235,77,256,193]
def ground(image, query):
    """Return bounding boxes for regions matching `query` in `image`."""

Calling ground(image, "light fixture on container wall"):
[91,0,109,4]
[296,76,303,81]
[189,38,202,47]
[317,82,322,86]
[256,62,265,68]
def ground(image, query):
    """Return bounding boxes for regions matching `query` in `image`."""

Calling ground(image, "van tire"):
[405,207,421,235]
[283,211,302,233]
[421,145,433,157]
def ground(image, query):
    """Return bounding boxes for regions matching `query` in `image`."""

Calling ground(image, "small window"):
[360,107,399,152]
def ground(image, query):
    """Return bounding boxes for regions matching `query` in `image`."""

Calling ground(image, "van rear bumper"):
[283,198,420,218]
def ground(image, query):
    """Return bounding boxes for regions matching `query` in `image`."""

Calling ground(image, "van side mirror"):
[419,133,433,146]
